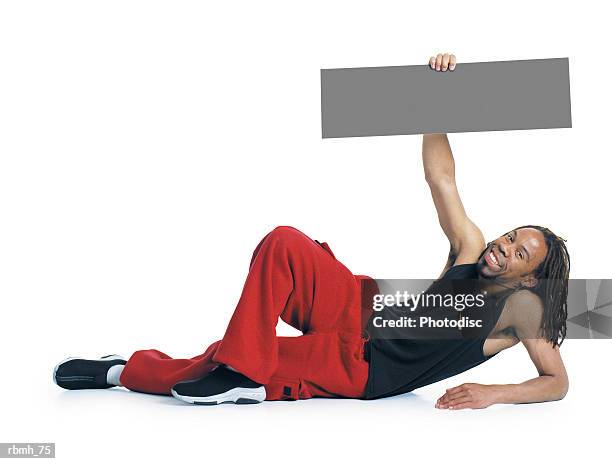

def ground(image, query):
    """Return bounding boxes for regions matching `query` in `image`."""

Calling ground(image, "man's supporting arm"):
[436,291,569,409]
[487,291,569,405]
[489,340,569,404]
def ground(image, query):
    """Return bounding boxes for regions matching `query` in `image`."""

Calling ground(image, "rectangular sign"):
[321,58,572,138]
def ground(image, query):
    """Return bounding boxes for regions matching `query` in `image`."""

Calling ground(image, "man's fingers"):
[447,401,474,410]
[445,384,466,394]
[429,53,457,72]
[441,53,450,71]
[437,389,469,407]
[444,391,471,402]
[437,395,472,409]
[435,53,443,71]
[438,393,470,408]
[445,394,471,405]
[438,383,486,409]
[435,398,449,409]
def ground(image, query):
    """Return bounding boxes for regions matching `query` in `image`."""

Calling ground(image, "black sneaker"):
[171,366,266,405]
[53,354,126,390]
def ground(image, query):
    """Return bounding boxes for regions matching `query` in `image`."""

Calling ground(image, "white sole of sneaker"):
[170,386,266,405]
[52,354,125,386]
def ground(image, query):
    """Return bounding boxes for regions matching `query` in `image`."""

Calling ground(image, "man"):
[53,53,570,409]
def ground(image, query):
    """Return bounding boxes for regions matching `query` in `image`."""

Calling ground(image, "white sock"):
[106,364,124,386]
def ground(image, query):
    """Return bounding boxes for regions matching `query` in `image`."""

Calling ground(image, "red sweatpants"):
[119,226,374,401]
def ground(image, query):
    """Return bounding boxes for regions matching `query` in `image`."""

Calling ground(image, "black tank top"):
[363,263,506,400]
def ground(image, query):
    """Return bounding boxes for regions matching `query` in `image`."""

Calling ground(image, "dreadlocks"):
[515,225,571,347]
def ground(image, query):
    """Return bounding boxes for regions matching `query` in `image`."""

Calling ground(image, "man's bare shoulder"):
[506,289,543,307]
[452,221,486,265]
[503,289,545,339]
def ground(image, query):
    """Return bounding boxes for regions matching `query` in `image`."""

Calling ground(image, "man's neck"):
[477,277,518,296]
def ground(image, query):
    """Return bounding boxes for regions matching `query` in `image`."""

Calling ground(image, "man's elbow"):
[424,172,456,190]
[558,378,569,400]
[551,375,569,401]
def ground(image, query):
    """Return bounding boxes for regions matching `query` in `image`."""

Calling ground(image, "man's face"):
[476,227,548,286]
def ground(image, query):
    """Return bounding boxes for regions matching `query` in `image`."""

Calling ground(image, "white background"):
[0,0,610,462]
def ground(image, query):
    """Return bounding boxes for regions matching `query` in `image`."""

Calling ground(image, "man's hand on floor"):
[435,383,498,410]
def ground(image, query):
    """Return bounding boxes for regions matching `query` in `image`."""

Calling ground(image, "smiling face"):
[476,227,549,287]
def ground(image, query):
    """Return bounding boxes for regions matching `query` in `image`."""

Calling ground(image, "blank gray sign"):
[321,58,571,138]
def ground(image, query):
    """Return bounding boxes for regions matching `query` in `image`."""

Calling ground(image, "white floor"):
[1,340,607,463]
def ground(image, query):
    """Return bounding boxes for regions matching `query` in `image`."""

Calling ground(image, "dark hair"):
[515,225,570,347]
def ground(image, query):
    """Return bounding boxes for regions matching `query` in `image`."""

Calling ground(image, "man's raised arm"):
[423,132,484,273]
[422,54,485,275]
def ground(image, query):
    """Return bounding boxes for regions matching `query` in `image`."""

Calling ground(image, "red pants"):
[119,226,374,401]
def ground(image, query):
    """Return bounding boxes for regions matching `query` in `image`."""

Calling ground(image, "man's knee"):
[261,226,315,253]
[250,227,304,267]
[267,226,305,241]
